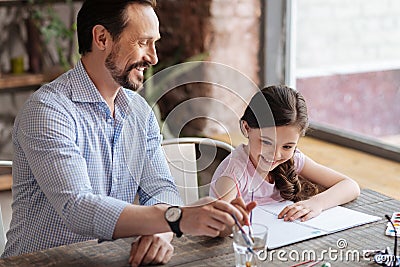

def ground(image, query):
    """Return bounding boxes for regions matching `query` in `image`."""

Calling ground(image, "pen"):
[289,260,313,267]
[306,261,322,267]
[233,174,254,241]
[212,176,255,242]
[231,213,256,255]
[248,190,254,241]
[289,260,322,267]
[233,173,242,198]
[250,190,254,224]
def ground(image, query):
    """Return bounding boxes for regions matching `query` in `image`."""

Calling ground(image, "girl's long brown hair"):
[241,85,318,201]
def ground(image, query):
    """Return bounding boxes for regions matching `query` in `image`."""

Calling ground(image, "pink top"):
[210,144,306,205]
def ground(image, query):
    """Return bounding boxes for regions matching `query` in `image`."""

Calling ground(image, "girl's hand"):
[278,199,323,222]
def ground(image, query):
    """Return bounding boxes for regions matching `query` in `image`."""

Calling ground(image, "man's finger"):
[130,237,152,266]
[142,242,161,265]
[246,201,257,212]
[230,197,246,208]
[162,246,174,264]
[150,241,174,264]
[212,200,242,222]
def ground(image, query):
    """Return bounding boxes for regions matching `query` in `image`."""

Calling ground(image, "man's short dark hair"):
[77,0,156,55]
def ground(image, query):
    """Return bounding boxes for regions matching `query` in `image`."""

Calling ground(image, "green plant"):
[28,0,78,70]
[144,53,207,104]
[143,53,207,138]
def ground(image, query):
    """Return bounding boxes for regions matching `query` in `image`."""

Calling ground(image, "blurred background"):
[0,0,399,197]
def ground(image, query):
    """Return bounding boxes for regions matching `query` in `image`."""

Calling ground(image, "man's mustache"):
[126,61,151,73]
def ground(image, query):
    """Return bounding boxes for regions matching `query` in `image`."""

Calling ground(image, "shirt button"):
[107,118,112,123]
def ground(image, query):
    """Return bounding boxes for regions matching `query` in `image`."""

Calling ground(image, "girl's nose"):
[274,148,282,160]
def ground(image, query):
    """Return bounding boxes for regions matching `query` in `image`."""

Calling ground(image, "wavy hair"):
[241,85,317,201]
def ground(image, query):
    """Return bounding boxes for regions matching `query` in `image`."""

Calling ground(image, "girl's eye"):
[283,145,294,149]
[262,140,272,145]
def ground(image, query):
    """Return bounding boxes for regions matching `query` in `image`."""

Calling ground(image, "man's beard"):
[105,48,150,91]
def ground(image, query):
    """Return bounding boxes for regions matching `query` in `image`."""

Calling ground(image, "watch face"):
[166,207,182,222]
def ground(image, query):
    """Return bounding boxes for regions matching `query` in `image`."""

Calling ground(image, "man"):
[2,0,255,266]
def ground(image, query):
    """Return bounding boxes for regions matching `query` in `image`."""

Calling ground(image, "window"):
[264,0,400,161]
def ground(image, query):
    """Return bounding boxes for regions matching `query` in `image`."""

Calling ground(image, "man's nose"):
[144,44,158,65]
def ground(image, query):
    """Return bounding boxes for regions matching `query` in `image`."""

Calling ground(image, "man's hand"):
[180,196,245,237]
[230,197,257,225]
[217,197,257,237]
[129,232,174,267]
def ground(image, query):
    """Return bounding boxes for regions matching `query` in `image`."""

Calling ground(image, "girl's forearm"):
[310,179,360,211]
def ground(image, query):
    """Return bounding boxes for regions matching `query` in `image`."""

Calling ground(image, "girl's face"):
[243,121,301,177]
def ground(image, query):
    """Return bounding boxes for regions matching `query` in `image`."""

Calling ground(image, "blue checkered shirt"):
[2,60,182,258]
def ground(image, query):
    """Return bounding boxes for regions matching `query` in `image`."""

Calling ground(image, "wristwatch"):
[164,206,183,237]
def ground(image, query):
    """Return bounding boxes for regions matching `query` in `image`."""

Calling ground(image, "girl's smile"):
[244,123,301,177]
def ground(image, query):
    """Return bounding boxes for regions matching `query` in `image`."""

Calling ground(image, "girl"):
[210,85,360,224]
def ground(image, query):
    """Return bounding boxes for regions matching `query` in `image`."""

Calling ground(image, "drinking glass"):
[232,223,268,267]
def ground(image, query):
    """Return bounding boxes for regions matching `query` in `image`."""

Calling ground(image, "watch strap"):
[166,206,183,238]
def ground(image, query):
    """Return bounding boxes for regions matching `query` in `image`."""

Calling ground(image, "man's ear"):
[92,25,110,51]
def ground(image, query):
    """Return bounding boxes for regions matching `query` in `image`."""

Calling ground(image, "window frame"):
[262,0,400,162]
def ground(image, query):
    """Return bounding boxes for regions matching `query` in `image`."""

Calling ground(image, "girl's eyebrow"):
[260,135,273,141]
[260,135,297,145]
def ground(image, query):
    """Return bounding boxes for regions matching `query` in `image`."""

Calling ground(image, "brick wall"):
[205,0,261,138]
[155,0,212,137]
[155,0,262,139]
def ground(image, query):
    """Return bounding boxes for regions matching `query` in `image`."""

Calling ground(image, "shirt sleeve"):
[17,95,127,240]
[136,110,183,207]
[210,154,244,198]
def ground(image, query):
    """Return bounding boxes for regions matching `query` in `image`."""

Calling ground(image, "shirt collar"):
[69,60,135,118]
[115,88,133,119]
[70,60,107,104]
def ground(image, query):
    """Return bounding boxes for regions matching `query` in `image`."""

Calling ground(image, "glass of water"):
[232,223,268,267]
